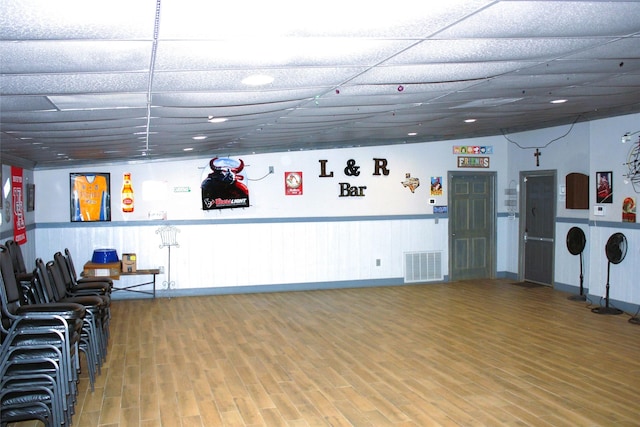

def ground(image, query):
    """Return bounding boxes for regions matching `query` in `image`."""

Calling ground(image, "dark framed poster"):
[285,171,303,195]
[596,171,613,203]
[70,172,111,222]
[27,184,35,211]
[201,157,249,210]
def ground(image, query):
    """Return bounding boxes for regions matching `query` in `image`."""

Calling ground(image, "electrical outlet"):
[269,166,274,174]
[376,259,381,266]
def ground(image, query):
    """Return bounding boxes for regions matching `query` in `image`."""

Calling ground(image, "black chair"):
[54,251,111,298]
[1,314,73,426]
[32,259,103,389]
[1,245,86,425]
[4,239,35,302]
[64,248,114,288]
[44,258,110,366]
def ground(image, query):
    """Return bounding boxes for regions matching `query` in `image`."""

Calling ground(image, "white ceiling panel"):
[350,62,535,85]
[152,90,326,107]
[158,0,495,39]
[48,94,149,111]
[0,96,57,112]
[1,74,149,96]
[152,68,367,92]
[1,0,639,166]
[562,37,640,60]
[155,39,414,70]
[0,0,158,39]
[0,41,152,74]
[437,1,640,38]
[385,38,609,64]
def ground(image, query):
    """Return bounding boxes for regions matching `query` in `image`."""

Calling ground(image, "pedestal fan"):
[592,232,627,315]
[566,227,587,301]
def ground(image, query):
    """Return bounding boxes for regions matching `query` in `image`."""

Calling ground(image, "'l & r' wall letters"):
[318,158,390,197]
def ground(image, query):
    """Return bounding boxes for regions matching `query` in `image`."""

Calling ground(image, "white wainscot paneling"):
[555,222,589,290]
[588,225,640,305]
[497,215,519,274]
[33,217,449,292]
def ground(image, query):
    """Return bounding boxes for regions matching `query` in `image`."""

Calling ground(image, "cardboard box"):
[83,262,121,279]
[121,253,137,273]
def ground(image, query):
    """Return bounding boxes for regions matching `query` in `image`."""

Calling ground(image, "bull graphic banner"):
[201,157,250,210]
[11,166,27,244]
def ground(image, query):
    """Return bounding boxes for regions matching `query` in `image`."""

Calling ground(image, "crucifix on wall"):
[534,148,542,167]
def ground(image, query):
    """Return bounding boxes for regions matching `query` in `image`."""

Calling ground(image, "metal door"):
[521,171,556,285]
[449,172,496,281]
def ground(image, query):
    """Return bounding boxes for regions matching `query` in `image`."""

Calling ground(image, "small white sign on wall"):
[141,180,169,201]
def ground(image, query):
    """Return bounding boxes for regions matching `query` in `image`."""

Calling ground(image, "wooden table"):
[114,269,160,298]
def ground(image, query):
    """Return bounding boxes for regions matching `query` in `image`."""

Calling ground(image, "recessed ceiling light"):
[183,147,194,151]
[242,74,274,86]
[464,119,477,123]
[551,99,567,104]
[208,116,228,123]
[192,135,207,140]
[407,132,417,136]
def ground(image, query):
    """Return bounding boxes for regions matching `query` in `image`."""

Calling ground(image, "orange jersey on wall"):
[72,175,109,221]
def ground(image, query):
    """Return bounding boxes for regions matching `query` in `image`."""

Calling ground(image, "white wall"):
[505,121,592,289]
[3,112,639,308]
[502,111,640,307]
[587,114,640,305]
[34,140,510,222]
[29,138,508,294]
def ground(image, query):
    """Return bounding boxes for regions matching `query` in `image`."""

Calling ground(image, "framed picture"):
[285,171,303,195]
[27,184,35,212]
[70,172,111,222]
[596,171,613,204]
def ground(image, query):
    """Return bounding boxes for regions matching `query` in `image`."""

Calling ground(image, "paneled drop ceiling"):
[1,0,640,168]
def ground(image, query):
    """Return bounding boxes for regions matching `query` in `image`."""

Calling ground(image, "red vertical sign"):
[11,166,27,244]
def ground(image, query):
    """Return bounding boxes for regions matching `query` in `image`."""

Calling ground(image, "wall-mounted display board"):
[566,172,589,209]
[70,172,111,222]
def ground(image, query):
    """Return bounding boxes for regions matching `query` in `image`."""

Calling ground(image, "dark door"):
[449,172,496,281]
[521,172,556,285]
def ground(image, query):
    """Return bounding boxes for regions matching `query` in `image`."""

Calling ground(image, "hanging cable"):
[501,114,582,150]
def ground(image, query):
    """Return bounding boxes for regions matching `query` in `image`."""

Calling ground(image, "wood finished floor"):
[9,279,640,427]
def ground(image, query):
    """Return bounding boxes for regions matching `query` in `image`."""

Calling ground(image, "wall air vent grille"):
[404,251,443,283]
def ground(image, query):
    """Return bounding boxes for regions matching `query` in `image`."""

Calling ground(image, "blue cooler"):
[91,249,119,264]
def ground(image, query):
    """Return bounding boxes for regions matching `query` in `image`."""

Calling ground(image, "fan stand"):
[567,251,586,301]
[591,261,623,315]
[157,225,179,290]
[566,227,587,301]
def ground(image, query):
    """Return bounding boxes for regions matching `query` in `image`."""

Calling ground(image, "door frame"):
[518,169,557,285]
[448,171,497,281]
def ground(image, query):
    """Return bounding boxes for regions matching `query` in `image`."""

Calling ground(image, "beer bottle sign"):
[121,173,134,213]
